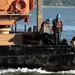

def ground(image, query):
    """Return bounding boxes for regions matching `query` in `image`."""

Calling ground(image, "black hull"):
[0,45,75,71]
[42,66,75,71]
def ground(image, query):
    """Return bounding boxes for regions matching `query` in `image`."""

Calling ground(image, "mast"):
[37,0,43,32]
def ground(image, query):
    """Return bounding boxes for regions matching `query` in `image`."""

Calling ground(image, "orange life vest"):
[55,20,62,28]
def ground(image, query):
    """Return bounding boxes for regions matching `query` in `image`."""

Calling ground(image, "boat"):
[0,0,75,72]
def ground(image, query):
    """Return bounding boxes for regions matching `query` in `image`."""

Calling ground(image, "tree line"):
[35,0,75,6]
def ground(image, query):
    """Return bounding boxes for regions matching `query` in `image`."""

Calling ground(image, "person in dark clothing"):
[39,18,51,33]
[52,14,63,45]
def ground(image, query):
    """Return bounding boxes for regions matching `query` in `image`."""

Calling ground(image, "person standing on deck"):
[39,18,51,33]
[52,14,63,45]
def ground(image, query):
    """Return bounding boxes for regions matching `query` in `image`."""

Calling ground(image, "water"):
[1,7,75,75]
[1,68,75,75]
[14,7,75,42]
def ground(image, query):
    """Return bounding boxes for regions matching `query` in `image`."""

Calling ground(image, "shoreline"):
[35,6,75,8]
[42,6,75,8]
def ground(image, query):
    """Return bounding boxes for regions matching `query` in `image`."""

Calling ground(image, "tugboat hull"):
[0,45,75,71]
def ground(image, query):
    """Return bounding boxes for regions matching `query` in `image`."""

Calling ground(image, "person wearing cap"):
[52,14,63,45]
[39,18,51,33]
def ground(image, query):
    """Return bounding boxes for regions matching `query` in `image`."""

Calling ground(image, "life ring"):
[15,0,27,13]
[29,0,34,10]
[7,1,16,13]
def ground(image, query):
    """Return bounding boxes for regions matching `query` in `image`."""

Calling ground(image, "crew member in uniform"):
[52,14,63,45]
[39,18,51,33]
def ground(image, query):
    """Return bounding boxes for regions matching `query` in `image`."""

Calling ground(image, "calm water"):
[1,7,75,75]
[15,7,75,42]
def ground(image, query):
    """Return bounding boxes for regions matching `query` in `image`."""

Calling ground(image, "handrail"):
[0,14,33,16]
